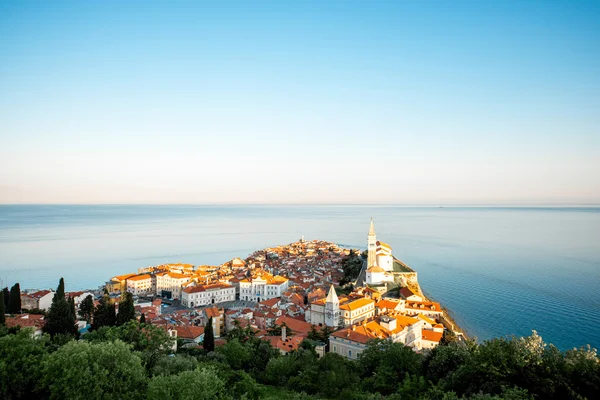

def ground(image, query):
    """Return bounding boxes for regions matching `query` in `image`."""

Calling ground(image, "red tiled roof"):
[422,330,443,343]
[274,315,312,335]
[175,325,205,340]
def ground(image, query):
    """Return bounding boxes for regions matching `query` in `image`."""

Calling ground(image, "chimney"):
[281,325,287,342]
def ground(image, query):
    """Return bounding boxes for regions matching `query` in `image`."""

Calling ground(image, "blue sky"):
[1,0,599,204]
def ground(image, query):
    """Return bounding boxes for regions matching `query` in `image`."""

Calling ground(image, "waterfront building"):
[365,220,395,285]
[155,271,190,299]
[181,283,235,308]
[126,274,153,296]
[106,273,137,293]
[400,287,423,302]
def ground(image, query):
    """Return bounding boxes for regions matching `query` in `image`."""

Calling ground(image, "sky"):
[1,0,599,205]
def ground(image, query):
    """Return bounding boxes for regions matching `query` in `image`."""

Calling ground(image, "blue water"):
[1,205,599,350]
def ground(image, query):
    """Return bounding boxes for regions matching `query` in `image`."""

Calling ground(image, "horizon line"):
[1,202,599,208]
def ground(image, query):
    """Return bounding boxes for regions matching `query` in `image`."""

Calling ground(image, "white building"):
[329,314,425,360]
[365,220,395,285]
[155,271,190,300]
[21,290,54,311]
[307,285,340,328]
[181,283,235,308]
[239,273,289,302]
[126,274,153,296]
[307,287,375,328]
[65,291,95,307]
[339,297,376,327]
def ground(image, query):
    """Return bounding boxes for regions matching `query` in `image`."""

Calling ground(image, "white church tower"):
[367,218,378,268]
[324,285,339,328]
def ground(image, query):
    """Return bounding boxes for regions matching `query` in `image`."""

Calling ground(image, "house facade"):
[181,283,235,308]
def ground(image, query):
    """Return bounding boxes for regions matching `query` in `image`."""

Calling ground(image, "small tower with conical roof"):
[324,284,339,328]
[367,218,378,268]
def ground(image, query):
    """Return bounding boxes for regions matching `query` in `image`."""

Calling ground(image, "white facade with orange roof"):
[239,271,289,302]
[126,274,153,296]
[329,314,425,359]
[155,271,191,300]
[181,283,235,308]
[376,241,394,271]
[339,297,376,326]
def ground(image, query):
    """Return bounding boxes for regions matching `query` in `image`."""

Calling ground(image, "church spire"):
[325,284,338,304]
[369,217,376,236]
[367,218,378,268]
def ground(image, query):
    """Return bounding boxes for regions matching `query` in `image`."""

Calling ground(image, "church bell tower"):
[325,285,339,328]
[367,218,378,268]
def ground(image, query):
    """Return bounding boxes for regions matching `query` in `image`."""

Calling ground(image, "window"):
[348,350,352,357]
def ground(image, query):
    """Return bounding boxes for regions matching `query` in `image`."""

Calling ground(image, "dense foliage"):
[339,249,367,285]
[43,278,77,338]
[0,318,598,399]
[8,283,21,314]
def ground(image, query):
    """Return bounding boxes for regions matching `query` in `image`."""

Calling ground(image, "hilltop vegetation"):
[0,320,598,400]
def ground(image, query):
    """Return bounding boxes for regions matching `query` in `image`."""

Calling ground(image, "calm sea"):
[0,205,598,350]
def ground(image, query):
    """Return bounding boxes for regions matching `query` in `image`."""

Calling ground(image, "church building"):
[365,219,395,285]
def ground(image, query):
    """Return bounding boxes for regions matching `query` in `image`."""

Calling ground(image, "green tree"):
[92,291,116,330]
[140,312,146,324]
[226,319,255,343]
[117,292,136,326]
[7,283,21,314]
[2,287,9,310]
[357,340,423,395]
[78,295,94,323]
[0,292,5,325]
[147,366,230,400]
[216,338,253,370]
[84,320,175,369]
[54,278,65,300]
[339,250,364,285]
[204,316,215,352]
[0,329,50,400]
[43,278,77,338]
[40,340,147,400]
[152,354,198,376]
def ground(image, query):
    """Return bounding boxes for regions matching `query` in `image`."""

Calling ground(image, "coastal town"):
[7,220,459,359]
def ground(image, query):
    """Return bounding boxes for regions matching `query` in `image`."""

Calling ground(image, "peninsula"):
[89,219,457,356]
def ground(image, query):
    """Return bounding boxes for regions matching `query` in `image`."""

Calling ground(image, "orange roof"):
[204,307,222,318]
[367,266,385,273]
[182,283,233,294]
[376,299,401,310]
[265,335,304,353]
[175,325,205,340]
[166,272,189,279]
[422,330,443,343]
[339,298,375,311]
[113,273,137,281]
[405,301,441,311]
[128,274,151,282]
[392,315,420,330]
[331,322,380,344]
[259,297,280,308]
[417,314,437,325]
[29,290,52,299]
[274,315,312,335]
